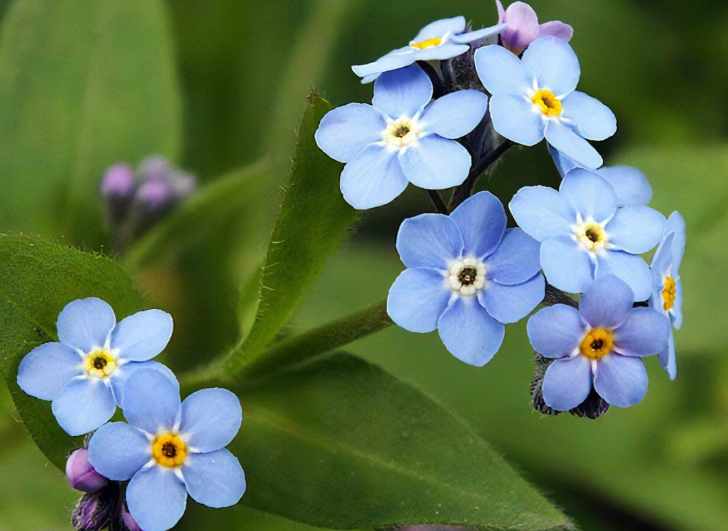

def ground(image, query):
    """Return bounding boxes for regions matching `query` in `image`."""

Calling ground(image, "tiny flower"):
[89,369,246,531]
[475,36,616,169]
[17,298,176,436]
[71,482,120,531]
[352,16,507,83]
[527,275,670,411]
[510,169,665,300]
[67,449,108,493]
[496,0,573,56]
[388,192,544,367]
[316,65,489,210]
[649,211,686,380]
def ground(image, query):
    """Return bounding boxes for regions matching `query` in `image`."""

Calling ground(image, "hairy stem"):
[449,139,514,210]
[543,284,578,308]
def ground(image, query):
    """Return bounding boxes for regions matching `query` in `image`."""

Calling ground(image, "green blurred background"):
[1,0,728,530]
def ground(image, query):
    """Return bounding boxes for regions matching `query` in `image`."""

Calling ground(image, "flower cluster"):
[316,1,686,416]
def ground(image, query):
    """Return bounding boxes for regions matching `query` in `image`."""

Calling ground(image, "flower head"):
[496,1,573,56]
[528,275,670,411]
[67,448,108,493]
[17,298,176,436]
[316,65,489,210]
[475,36,616,169]
[88,369,246,531]
[387,192,544,367]
[510,169,665,300]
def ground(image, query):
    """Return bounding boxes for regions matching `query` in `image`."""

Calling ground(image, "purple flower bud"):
[101,164,135,198]
[137,178,173,212]
[496,0,573,56]
[67,449,108,493]
[71,483,119,531]
[169,171,196,201]
[120,503,143,531]
[138,155,172,181]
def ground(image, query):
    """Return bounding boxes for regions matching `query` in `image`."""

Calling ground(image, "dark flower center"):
[590,339,604,350]
[162,442,177,458]
[586,228,600,243]
[93,357,108,370]
[458,266,478,286]
[394,125,410,138]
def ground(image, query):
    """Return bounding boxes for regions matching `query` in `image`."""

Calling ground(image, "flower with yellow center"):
[579,328,614,360]
[152,433,188,468]
[661,276,676,311]
[531,89,562,117]
[83,349,118,379]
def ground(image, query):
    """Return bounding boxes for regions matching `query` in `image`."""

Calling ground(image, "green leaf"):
[232,352,571,530]
[0,234,142,469]
[0,0,182,243]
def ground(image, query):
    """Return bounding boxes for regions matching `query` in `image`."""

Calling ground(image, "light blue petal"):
[485,228,542,285]
[613,308,670,357]
[671,280,683,330]
[180,389,242,453]
[540,236,594,294]
[527,305,588,359]
[183,450,246,508]
[579,274,634,328]
[474,45,533,96]
[372,65,432,119]
[52,377,116,436]
[387,268,450,333]
[479,273,545,324]
[490,95,545,146]
[596,166,652,207]
[659,333,677,381]
[650,231,674,278]
[122,369,180,434]
[542,355,592,411]
[596,251,652,302]
[452,23,508,44]
[396,214,464,269]
[606,206,665,254]
[413,44,470,61]
[340,145,409,210]
[111,361,179,407]
[545,120,602,170]
[112,309,173,362]
[315,104,387,163]
[400,135,471,189]
[560,169,617,222]
[594,354,648,408]
[412,17,466,42]
[17,342,82,400]
[127,466,187,531]
[420,90,488,139]
[549,145,581,178]
[521,36,580,97]
[88,422,150,481]
[57,298,116,353]
[352,47,415,80]
[509,186,574,242]
[561,91,616,141]
[437,297,505,367]
[666,211,686,274]
[450,191,506,259]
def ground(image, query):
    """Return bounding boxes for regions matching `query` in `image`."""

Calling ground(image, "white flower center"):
[448,258,487,296]
[572,215,610,254]
[383,116,424,149]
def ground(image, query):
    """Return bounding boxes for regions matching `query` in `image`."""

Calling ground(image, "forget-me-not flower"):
[388,192,545,367]
[649,212,686,380]
[17,297,175,436]
[510,169,665,300]
[316,65,489,210]
[528,275,670,411]
[496,0,573,56]
[89,369,245,531]
[352,17,507,83]
[475,36,616,169]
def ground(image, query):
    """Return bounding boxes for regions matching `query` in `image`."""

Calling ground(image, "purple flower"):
[101,165,135,198]
[496,1,573,56]
[67,449,108,493]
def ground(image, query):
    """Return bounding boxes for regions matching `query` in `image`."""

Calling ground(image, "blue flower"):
[475,36,616,169]
[510,169,665,300]
[316,65,489,210]
[352,17,506,83]
[527,275,670,411]
[649,211,686,380]
[88,369,245,531]
[17,298,175,436]
[387,192,545,367]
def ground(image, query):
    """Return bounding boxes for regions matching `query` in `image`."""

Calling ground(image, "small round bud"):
[120,503,142,531]
[101,164,135,198]
[138,155,172,181]
[137,178,173,212]
[66,449,108,493]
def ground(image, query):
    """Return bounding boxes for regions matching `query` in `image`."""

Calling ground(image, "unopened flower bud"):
[101,164,135,199]
[71,483,119,531]
[138,155,172,181]
[120,503,142,531]
[66,449,108,493]
[137,178,173,213]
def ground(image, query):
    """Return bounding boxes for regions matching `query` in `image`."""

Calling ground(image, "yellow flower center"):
[84,349,117,379]
[573,221,608,253]
[579,328,614,360]
[410,37,442,50]
[152,433,187,468]
[383,117,423,149]
[662,276,676,311]
[532,89,562,117]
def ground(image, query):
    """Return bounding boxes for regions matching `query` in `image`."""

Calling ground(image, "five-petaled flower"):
[496,0,573,56]
[388,192,545,367]
[475,36,616,169]
[17,298,175,436]
[528,275,671,411]
[510,169,665,300]
[316,64,489,210]
[89,369,246,531]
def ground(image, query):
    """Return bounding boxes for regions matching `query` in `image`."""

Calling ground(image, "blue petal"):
[57,298,116,353]
[542,355,592,411]
[315,104,387,163]
[561,91,616,141]
[594,354,648,408]
[596,251,652,301]
[180,389,242,453]
[606,206,665,254]
[352,48,416,81]
[666,211,686,274]
[450,191,506,259]
[387,268,451,333]
[420,90,488,139]
[484,228,542,285]
[579,274,634,328]
[372,65,432,119]
[437,297,505,367]
[474,45,533,96]
[399,135,471,189]
[52,377,116,436]
[521,37,580,97]
[614,307,670,357]
[111,309,173,363]
[183,450,246,508]
[111,361,179,407]
[122,369,180,434]
[396,214,463,269]
[412,17,466,42]
[549,145,581,178]
[127,466,187,531]
[479,273,545,324]
[489,95,545,146]
[650,231,674,279]
[509,186,574,242]
[452,23,508,44]
[659,333,677,381]
[560,169,617,222]
[540,236,594,294]
[412,43,470,61]
[17,342,82,400]
[340,145,409,210]
[545,121,602,169]
[595,166,652,207]
[671,280,683,330]
[527,305,587,359]
[88,422,150,481]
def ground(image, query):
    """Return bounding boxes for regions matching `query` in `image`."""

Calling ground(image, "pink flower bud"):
[66,449,108,493]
